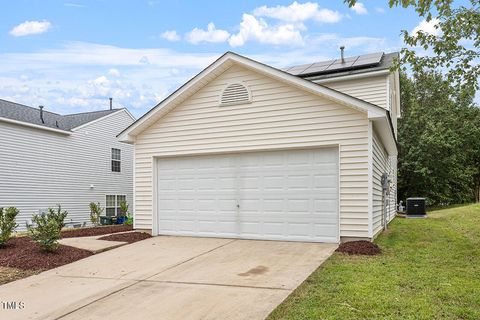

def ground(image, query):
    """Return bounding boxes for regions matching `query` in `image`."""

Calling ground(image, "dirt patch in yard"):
[336,240,381,256]
[0,237,93,271]
[0,266,39,285]
[98,232,151,243]
[61,225,133,238]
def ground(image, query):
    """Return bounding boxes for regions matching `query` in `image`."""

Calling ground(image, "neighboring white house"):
[0,99,135,229]
[119,51,400,243]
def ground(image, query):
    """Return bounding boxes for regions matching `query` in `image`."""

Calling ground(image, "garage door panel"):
[287,223,314,236]
[262,222,284,236]
[156,148,339,242]
[313,224,338,236]
[263,177,284,189]
[314,175,338,187]
[216,178,236,189]
[262,199,285,212]
[198,220,217,233]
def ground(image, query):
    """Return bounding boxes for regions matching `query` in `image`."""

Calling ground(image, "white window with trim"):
[106,195,126,216]
[111,148,121,172]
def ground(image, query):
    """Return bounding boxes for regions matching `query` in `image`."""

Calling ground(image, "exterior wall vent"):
[220,83,251,106]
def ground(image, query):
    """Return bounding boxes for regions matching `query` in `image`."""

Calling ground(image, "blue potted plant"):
[117,201,129,224]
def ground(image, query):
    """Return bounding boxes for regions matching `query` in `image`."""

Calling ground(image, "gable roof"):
[0,99,127,133]
[118,51,393,145]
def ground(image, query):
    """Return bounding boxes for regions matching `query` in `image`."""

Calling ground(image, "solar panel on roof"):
[284,52,384,76]
[286,63,315,75]
[351,52,383,67]
[323,56,359,72]
[300,60,334,74]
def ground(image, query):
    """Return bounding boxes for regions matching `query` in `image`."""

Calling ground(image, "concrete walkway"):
[0,236,336,320]
[58,231,138,253]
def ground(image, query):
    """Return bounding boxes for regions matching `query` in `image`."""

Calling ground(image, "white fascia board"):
[394,70,402,119]
[311,69,390,84]
[368,108,387,119]
[71,109,134,132]
[372,116,397,156]
[118,51,389,142]
[122,108,136,122]
[0,116,71,135]
[367,121,374,238]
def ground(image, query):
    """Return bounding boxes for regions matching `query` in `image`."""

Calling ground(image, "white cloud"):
[186,23,230,44]
[9,20,52,37]
[305,33,393,55]
[351,2,368,15]
[180,2,341,47]
[0,42,220,116]
[138,56,151,64]
[0,41,216,69]
[108,68,121,77]
[375,7,385,13]
[0,38,403,118]
[161,30,180,41]
[229,14,304,47]
[412,18,441,36]
[253,1,342,23]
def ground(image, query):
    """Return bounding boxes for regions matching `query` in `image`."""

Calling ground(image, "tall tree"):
[345,0,480,93]
[398,71,480,205]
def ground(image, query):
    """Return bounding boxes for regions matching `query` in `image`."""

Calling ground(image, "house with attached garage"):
[0,99,135,229]
[118,50,400,243]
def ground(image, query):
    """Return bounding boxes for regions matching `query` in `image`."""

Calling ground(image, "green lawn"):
[268,203,480,320]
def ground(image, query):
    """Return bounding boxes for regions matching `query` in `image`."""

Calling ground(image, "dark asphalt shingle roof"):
[0,99,121,131]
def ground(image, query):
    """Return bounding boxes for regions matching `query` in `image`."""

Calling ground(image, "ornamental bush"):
[28,205,68,251]
[0,207,19,246]
[89,202,103,226]
[28,214,61,252]
[47,205,68,231]
[119,201,129,217]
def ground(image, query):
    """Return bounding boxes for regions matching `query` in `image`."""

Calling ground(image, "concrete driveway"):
[0,236,336,320]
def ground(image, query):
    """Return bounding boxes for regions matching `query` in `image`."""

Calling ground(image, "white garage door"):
[156,148,339,242]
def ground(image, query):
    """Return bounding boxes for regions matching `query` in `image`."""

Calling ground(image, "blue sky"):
[0,1,446,117]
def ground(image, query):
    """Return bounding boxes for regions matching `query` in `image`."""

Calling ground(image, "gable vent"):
[220,83,251,105]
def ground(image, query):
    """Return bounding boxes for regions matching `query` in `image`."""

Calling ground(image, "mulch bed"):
[60,225,133,238]
[336,240,382,256]
[98,232,151,244]
[0,237,93,271]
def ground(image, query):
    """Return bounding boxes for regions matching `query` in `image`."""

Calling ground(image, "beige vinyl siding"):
[320,75,388,109]
[134,64,371,238]
[372,129,397,236]
[0,110,134,229]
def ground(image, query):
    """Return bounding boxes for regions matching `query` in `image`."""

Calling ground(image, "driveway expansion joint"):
[143,279,292,291]
[143,239,237,280]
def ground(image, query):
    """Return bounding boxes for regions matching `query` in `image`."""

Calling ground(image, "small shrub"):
[119,201,129,217]
[28,214,61,252]
[125,213,133,226]
[47,205,68,231]
[89,202,103,226]
[0,207,19,246]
